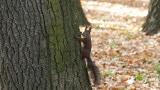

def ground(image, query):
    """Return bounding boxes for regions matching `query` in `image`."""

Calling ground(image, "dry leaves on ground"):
[81,0,160,89]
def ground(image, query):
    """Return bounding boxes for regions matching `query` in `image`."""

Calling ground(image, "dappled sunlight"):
[81,0,160,89]
[82,0,148,32]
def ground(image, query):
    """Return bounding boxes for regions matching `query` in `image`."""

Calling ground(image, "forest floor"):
[81,0,160,90]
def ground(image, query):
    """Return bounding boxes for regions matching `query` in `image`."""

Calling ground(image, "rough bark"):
[75,0,90,26]
[142,0,160,35]
[0,0,92,90]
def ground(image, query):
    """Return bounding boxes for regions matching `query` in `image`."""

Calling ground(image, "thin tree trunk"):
[0,0,92,90]
[142,0,160,35]
[75,0,90,25]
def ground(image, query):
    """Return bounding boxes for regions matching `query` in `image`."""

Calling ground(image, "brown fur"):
[74,26,101,85]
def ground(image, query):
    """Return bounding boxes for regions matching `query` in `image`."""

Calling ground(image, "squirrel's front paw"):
[73,35,77,38]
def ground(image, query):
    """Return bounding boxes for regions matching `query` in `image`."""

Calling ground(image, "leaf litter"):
[81,0,160,89]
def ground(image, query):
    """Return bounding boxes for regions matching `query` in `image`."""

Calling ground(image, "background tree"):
[75,0,90,25]
[142,0,160,35]
[0,0,92,90]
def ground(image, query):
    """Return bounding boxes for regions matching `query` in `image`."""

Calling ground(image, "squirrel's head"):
[83,26,92,39]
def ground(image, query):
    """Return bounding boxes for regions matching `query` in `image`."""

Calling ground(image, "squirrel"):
[74,26,101,85]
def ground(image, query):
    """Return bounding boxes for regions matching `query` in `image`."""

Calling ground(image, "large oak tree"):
[0,0,92,90]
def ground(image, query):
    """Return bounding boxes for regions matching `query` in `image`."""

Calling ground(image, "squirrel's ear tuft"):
[89,27,92,32]
[85,25,88,31]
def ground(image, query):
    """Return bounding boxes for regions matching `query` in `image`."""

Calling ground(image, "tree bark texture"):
[142,0,160,35]
[0,0,92,90]
[75,0,90,26]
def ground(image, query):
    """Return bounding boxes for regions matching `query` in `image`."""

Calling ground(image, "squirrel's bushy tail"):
[86,57,101,85]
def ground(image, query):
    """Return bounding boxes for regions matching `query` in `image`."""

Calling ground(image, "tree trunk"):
[75,0,90,26]
[142,0,160,35]
[0,0,92,90]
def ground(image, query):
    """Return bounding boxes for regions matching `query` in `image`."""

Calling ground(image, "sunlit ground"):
[81,0,160,89]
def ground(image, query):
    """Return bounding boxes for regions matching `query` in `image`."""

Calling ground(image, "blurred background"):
[79,0,160,89]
